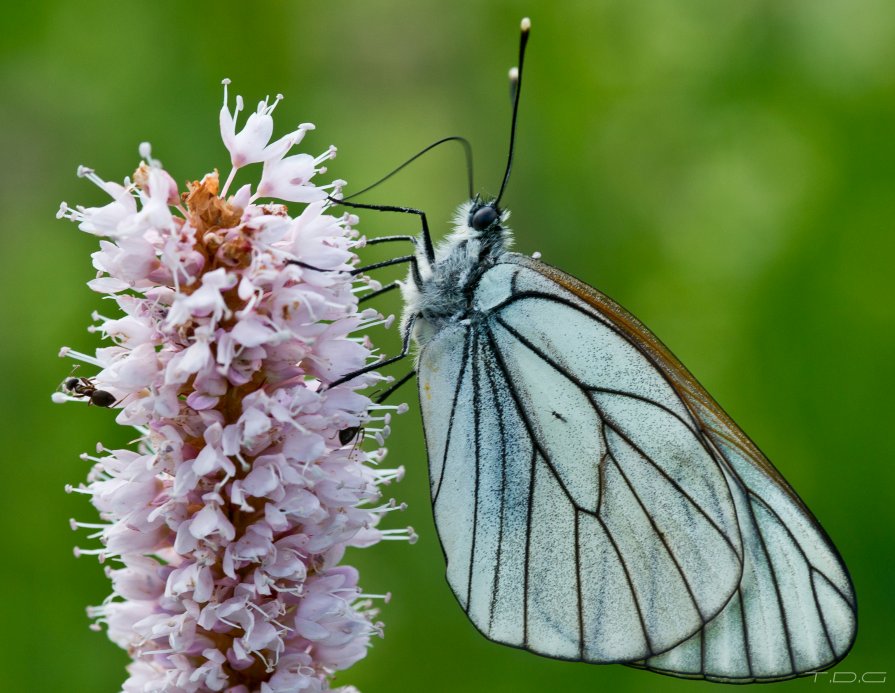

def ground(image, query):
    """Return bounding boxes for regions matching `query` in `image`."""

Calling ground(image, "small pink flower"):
[220,80,292,169]
[257,148,333,203]
[58,81,413,692]
[57,167,137,237]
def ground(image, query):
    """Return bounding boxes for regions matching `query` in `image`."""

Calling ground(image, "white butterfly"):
[408,208,856,681]
[333,17,857,684]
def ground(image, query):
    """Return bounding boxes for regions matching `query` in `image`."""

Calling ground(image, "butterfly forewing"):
[418,258,751,664]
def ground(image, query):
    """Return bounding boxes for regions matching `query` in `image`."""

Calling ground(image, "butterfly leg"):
[364,235,417,246]
[288,260,332,272]
[327,196,435,265]
[329,317,416,388]
[337,369,415,446]
[351,255,416,274]
[292,253,417,277]
[359,281,401,304]
[288,235,415,274]
[351,254,422,288]
[375,370,416,403]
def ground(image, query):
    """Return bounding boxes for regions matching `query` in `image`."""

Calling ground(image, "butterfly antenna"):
[342,136,474,201]
[495,17,531,207]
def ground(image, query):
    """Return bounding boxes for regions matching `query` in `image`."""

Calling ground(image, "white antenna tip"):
[521,17,531,32]
[509,66,519,83]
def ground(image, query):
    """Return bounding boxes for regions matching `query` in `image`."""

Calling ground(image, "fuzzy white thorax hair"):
[400,200,513,348]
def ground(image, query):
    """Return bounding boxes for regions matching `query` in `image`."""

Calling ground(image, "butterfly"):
[327,17,857,684]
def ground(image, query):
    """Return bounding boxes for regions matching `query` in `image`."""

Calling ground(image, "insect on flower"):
[60,369,116,407]
[325,17,857,684]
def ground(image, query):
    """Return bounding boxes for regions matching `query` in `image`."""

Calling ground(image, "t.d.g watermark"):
[810,671,886,683]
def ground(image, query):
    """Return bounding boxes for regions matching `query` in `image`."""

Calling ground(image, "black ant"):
[338,426,364,446]
[338,426,368,457]
[63,371,116,408]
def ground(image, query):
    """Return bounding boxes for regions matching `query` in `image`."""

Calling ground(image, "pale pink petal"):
[231,316,275,348]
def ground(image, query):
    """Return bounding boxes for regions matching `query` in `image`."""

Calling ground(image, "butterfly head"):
[443,198,512,254]
[469,200,502,232]
[463,197,510,239]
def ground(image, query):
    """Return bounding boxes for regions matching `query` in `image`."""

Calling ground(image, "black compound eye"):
[471,205,499,231]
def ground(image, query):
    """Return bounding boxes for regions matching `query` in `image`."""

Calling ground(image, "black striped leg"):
[330,317,416,389]
[328,196,435,265]
[291,236,415,273]
[288,260,331,272]
[337,368,415,444]
[350,255,415,275]
[375,370,416,404]
[359,281,402,305]
[291,253,420,286]
[339,371,416,445]
[365,235,417,246]
[356,236,419,288]
[352,254,422,290]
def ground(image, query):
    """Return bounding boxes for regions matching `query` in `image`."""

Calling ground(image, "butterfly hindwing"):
[498,253,857,681]
[630,418,857,681]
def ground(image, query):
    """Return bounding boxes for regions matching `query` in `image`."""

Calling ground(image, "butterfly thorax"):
[401,200,512,346]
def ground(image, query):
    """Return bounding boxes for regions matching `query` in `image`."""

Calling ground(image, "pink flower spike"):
[56,81,408,692]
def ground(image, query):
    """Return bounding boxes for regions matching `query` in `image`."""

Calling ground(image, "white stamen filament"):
[356,314,395,331]
[358,592,392,603]
[58,346,103,367]
[378,527,418,544]
[70,519,109,530]
[220,167,238,199]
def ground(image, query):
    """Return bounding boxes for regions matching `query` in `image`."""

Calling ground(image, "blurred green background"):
[2,1,893,691]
